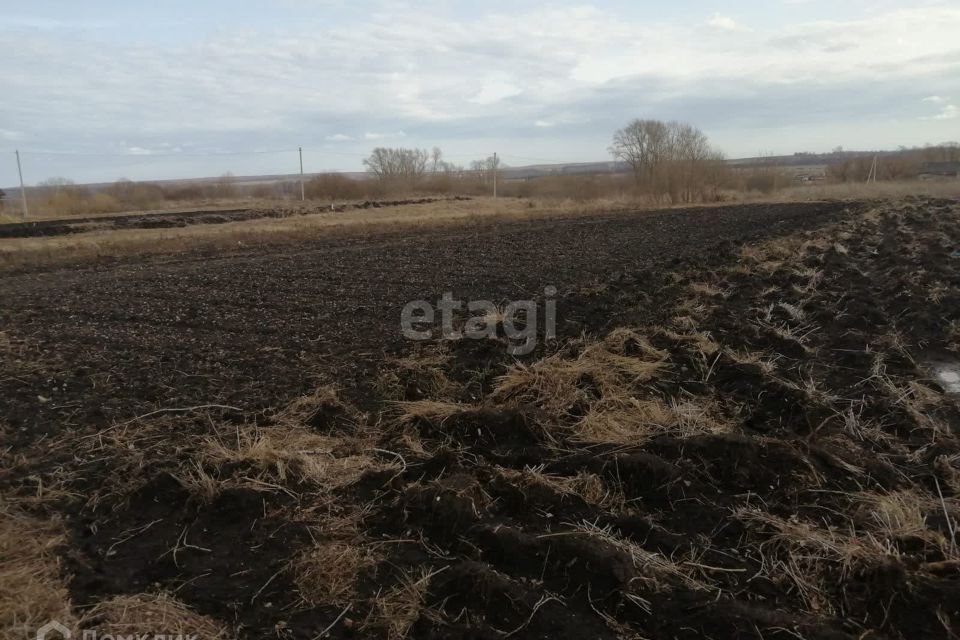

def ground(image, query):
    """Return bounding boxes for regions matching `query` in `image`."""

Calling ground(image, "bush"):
[304,174,367,200]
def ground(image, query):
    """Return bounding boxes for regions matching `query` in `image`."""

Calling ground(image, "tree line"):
[361,119,727,203]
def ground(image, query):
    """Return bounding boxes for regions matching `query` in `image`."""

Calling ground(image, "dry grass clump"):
[377,351,463,402]
[569,521,710,594]
[869,356,948,435]
[738,237,799,272]
[724,348,780,376]
[935,455,960,494]
[203,426,387,489]
[82,593,230,638]
[293,541,380,606]
[737,508,894,614]
[574,396,730,445]
[687,282,726,298]
[499,466,625,511]
[277,385,362,430]
[494,329,668,419]
[853,490,957,557]
[0,506,76,638]
[657,327,720,356]
[365,567,438,640]
[393,400,472,426]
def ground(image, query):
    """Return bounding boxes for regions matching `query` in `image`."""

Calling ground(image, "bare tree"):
[363,148,430,183]
[470,154,502,186]
[610,119,726,202]
[609,119,671,185]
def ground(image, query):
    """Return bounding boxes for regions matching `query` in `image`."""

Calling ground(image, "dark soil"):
[3,198,959,640]
[0,201,855,438]
[0,196,469,238]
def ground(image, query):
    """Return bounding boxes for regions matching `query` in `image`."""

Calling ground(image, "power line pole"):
[15,150,28,221]
[299,147,305,202]
[493,152,498,199]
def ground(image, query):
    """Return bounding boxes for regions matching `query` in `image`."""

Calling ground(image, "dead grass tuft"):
[494,330,668,420]
[569,520,710,592]
[365,567,439,640]
[83,593,230,638]
[724,348,780,376]
[687,282,726,298]
[657,327,720,356]
[853,490,957,557]
[278,385,362,430]
[377,350,463,402]
[737,508,895,614]
[203,426,387,489]
[393,400,471,426]
[293,541,380,606]
[499,466,626,511]
[0,506,76,638]
[573,396,730,445]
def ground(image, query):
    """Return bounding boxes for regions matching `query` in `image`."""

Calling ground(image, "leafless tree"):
[609,119,726,202]
[363,148,430,183]
[470,154,502,186]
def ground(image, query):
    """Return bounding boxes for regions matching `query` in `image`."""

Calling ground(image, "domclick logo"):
[400,287,557,355]
[36,621,71,640]
[35,621,202,640]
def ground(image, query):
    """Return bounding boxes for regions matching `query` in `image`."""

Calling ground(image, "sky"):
[1,0,959,186]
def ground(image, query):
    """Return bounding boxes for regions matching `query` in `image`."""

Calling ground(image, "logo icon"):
[36,620,71,640]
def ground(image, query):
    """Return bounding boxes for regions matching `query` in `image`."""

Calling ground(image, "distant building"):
[919,161,960,180]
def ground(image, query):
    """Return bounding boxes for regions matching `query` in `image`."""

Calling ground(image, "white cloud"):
[470,80,523,105]
[1,2,960,183]
[932,104,959,120]
[363,131,407,140]
[707,14,750,32]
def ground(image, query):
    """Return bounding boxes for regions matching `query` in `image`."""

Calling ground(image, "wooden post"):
[299,147,305,201]
[15,150,28,221]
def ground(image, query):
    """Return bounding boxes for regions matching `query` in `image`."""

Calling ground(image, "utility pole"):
[493,152,498,199]
[867,155,878,183]
[15,150,28,221]
[299,147,305,202]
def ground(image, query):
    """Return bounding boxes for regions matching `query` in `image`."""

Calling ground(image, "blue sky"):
[1,0,959,185]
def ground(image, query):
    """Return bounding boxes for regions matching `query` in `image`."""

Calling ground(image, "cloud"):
[932,104,959,120]
[707,14,750,32]
[363,131,407,140]
[919,96,959,120]
[470,80,523,105]
[1,2,959,184]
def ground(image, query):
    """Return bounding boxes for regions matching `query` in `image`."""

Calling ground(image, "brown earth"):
[2,198,959,640]
[0,196,468,239]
